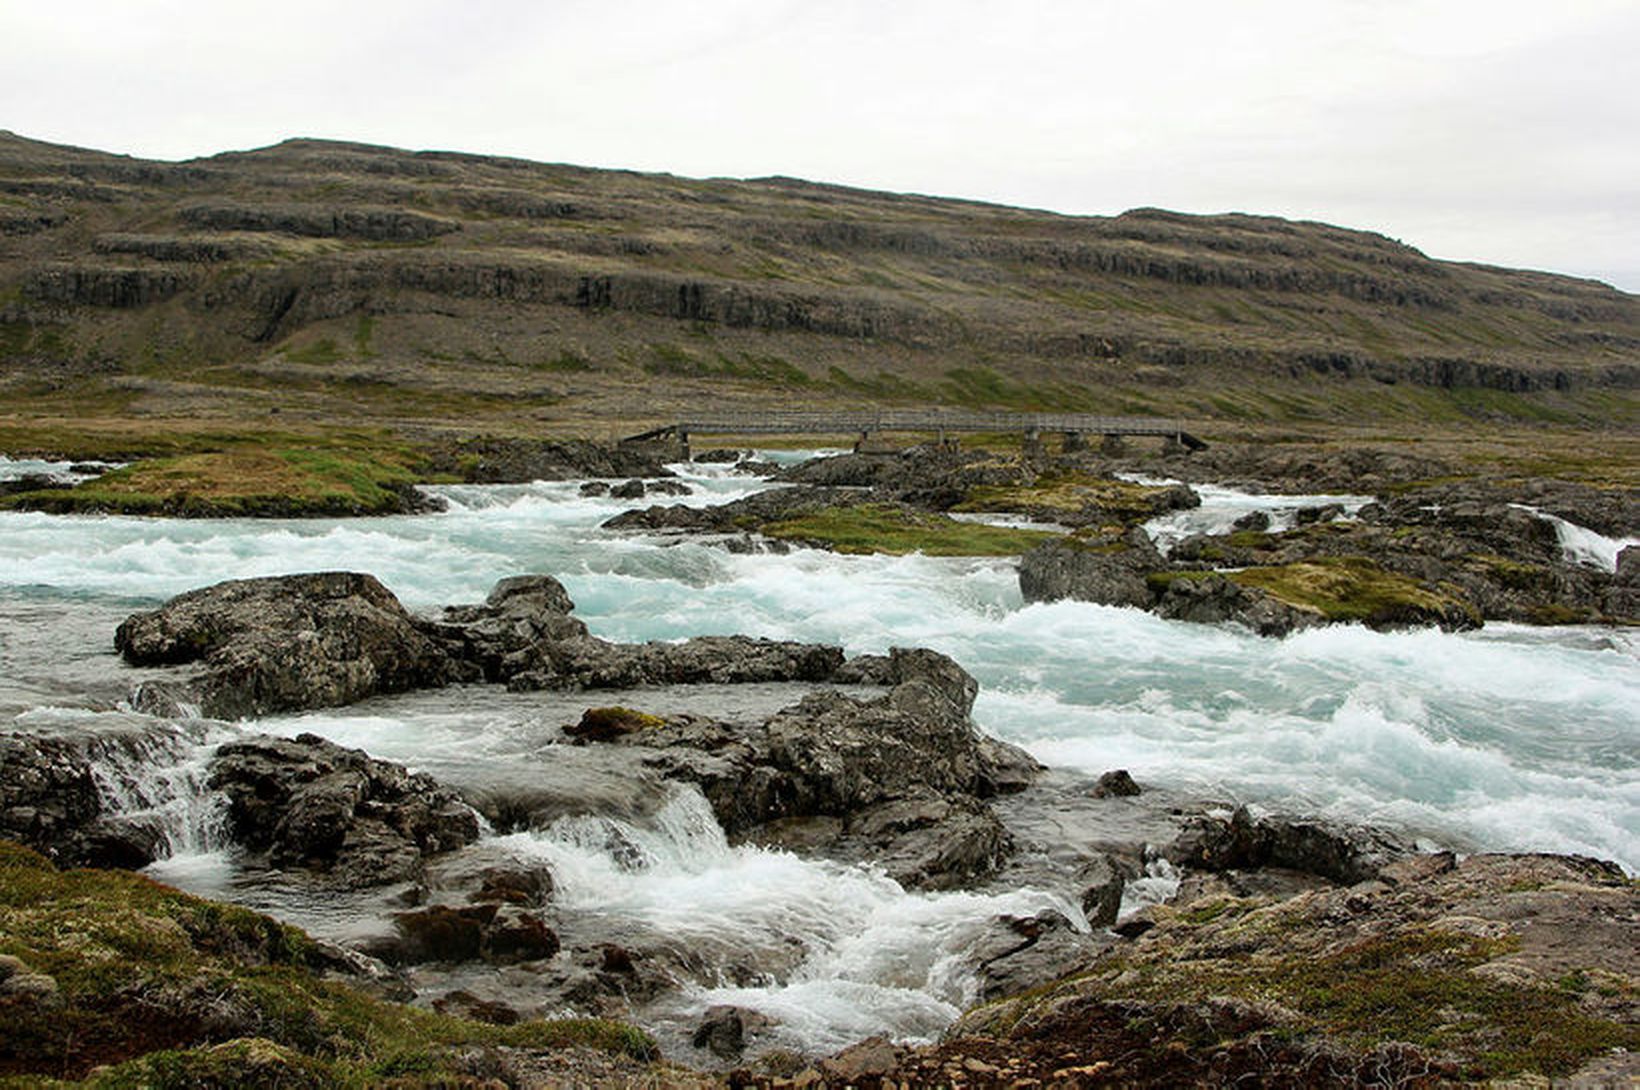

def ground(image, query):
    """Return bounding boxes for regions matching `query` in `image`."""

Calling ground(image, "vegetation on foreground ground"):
[0,840,661,1088]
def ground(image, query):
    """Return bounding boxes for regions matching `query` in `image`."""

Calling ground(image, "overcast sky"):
[5,1,1636,290]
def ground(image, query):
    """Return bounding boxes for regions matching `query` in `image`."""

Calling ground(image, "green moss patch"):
[969,921,1636,1082]
[1228,556,1478,626]
[0,840,656,1086]
[762,503,1059,556]
[1,437,427,517]
[957,473,1175,523]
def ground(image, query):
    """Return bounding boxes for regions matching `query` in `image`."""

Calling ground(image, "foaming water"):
[0,460,777,609]
[7,707,231,856]
[1143,482,1372,551]
[3,455,1634,872]
[1526,508,1638,572]
[491,788,1081,1055]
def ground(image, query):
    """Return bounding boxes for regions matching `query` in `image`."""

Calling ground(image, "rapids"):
[2,452,1636,1054]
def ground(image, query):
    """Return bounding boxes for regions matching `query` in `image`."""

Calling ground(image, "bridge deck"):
[624,410,1206,449]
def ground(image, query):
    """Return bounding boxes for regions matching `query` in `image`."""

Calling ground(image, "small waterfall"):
[14,709,231,858]
[489,785,1084,1053]
[85,729,230,858]
[1535,509,1637,572]
[1118,851,1181,921]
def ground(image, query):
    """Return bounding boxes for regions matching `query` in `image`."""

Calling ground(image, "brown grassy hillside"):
[1,130,1635,438]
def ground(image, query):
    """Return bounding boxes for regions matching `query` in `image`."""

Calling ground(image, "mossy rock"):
[761,503,1059,556]
[1228,556,1481,629]
[566,705,668,741]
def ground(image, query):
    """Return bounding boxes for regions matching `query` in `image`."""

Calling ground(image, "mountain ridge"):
[1,131,1634,434]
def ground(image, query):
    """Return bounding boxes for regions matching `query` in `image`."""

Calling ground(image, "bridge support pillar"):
[1162,434,1186,456]
[1062,431,1088,454]
[1100,434,1127,457]
[1022,428,1046,462]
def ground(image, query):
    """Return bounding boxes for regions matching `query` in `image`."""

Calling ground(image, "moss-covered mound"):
[942,853,1638,1086]
[761,502,1060,556]
[1228,555,1481,628]
[0,840,658,1087]
[956,472,1194,527]
[2,439,430,517]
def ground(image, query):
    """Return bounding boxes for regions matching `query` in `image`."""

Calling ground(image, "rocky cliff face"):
[1,130,1634,428]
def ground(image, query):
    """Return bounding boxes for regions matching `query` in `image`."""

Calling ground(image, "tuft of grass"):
[284,338,344,365]
[762,503,1059,556]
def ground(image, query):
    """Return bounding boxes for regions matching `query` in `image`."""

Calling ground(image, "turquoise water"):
[2,457,1635,873]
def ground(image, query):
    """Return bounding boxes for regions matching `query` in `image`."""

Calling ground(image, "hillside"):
[1,130,1636,438]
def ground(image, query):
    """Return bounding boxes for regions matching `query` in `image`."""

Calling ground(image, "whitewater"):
[1,452,1636,1053]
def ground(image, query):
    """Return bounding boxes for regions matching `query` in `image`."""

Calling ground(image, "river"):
[1,451,1635,1055]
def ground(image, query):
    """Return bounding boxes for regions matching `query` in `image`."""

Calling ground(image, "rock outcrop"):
[207,732,481,887]
[116,572,857,717]
[574,648,1043,890]
[116,571,450,719]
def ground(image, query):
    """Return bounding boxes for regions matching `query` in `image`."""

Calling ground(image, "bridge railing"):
[669,411,1191,436]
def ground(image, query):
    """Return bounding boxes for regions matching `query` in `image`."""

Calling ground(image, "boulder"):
[623,648,1040,889]
[1017,529,1164,608]
[207,732,480,886]
[115,572,450,718]
[372,902,561,966]
[692,1004,773,1060]
[431,574,589,682]
[610,479,646,500]
[1092,769,1142,798]
[1077,854,1129,927]
[842,792,1013,890]
[967,910,1112,1002]
[1166,806,1408,885]
[1153,575,1323,638]
[1606,545,1640,618]
[757,648,1029,815]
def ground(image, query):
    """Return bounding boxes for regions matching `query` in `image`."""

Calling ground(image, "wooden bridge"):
[622,410,1207,455]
